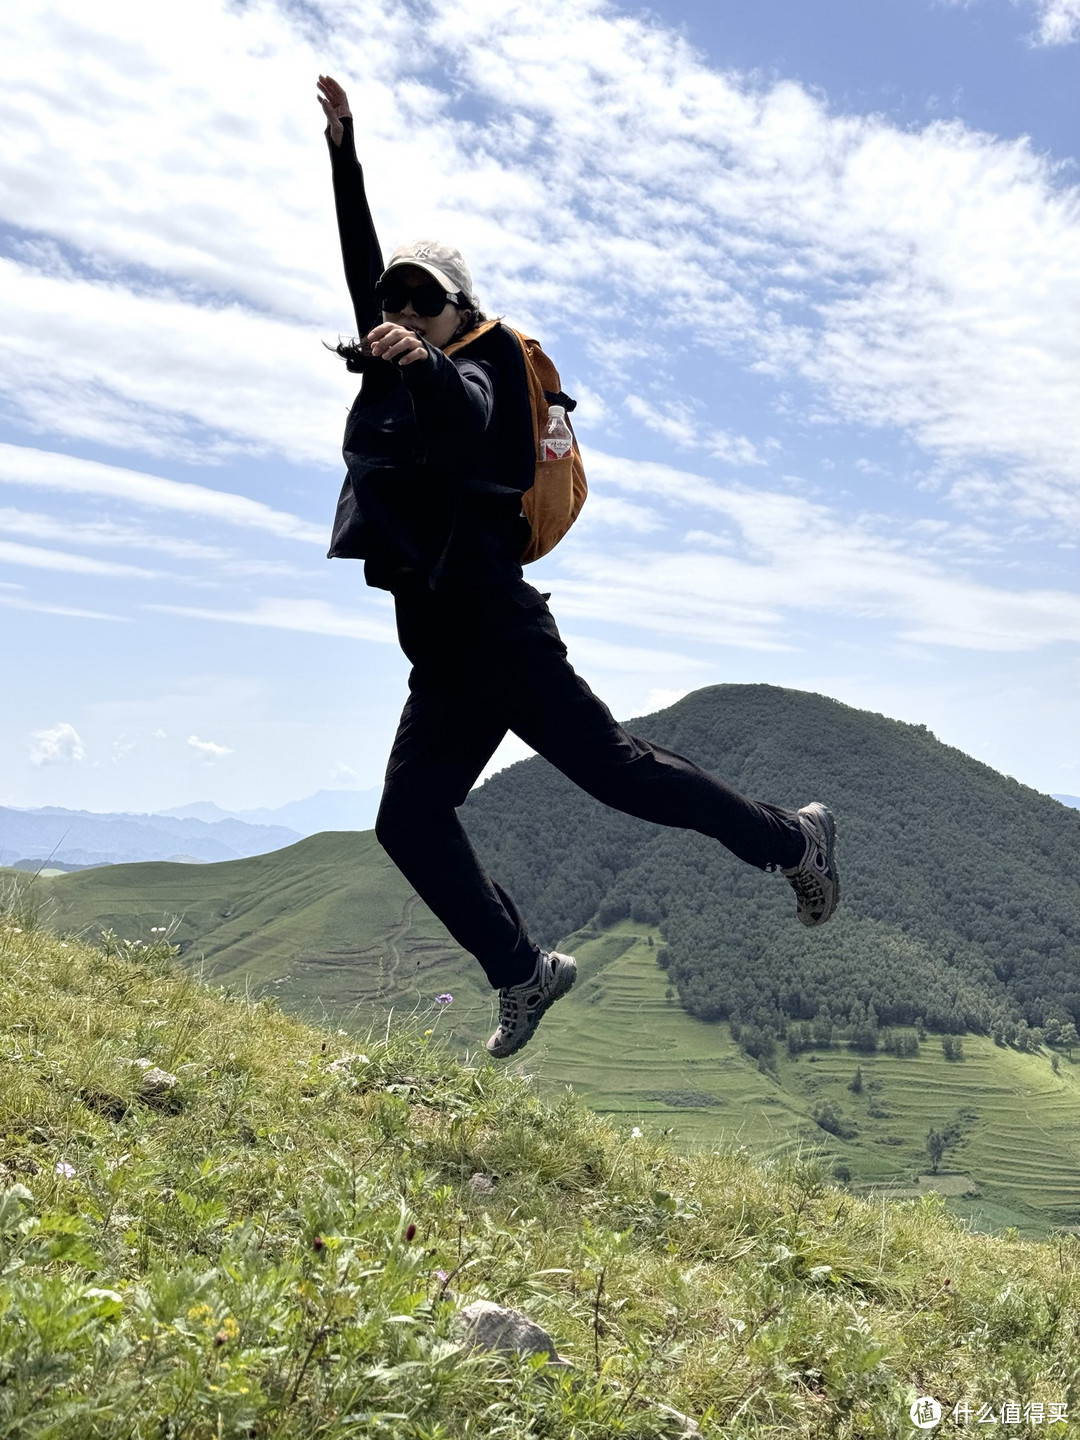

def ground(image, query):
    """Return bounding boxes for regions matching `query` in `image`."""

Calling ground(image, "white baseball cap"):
[381,240,477,305]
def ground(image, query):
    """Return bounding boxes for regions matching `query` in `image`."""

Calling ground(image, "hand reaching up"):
[317,74,352,147]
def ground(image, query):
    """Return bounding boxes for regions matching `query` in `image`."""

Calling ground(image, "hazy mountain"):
[0,805,301,868]
[160,787,381,836]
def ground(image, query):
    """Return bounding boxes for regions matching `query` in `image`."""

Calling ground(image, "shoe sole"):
[798,803,839,927]
[487,957,578,1059]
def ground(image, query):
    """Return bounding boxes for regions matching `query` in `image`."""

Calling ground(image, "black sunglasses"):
[376,278,460,317]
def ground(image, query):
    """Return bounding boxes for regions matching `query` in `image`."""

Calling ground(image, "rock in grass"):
[655,1401,702,1437]
[455,1300,571,1369]
[456,1302,700,1433]
[135,1063,178,1092]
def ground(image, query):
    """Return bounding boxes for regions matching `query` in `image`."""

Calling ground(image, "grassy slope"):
[27,835,498,1028]
[28,858,1080,1237]
[3,904,1080,1438]
[522,922,1080,1237]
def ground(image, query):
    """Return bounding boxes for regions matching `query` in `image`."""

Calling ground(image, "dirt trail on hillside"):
[382,893,420,985]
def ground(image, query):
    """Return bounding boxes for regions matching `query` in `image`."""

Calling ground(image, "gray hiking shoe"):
[486,950,577,1059]
[782,802,840,927]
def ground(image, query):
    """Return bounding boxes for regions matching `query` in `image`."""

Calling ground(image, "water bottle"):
[542,405,573,461]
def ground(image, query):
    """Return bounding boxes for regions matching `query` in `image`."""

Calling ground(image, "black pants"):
[375,582,805,990]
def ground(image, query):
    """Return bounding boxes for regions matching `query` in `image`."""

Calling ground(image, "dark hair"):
[325,301,488,372]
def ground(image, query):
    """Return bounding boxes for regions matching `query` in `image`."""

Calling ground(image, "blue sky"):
[1,0,1078,814]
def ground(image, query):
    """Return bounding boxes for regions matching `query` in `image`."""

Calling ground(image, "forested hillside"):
[462,685,1080,1040]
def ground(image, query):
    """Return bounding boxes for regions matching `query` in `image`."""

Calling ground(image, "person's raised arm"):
[317,74,383,336]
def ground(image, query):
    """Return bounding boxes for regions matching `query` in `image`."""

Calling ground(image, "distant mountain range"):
[0,789,381,869]
[0,806,302,869]
[160,787,382,836]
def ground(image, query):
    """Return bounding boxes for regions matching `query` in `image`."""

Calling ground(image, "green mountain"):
[461,684,1080,1039]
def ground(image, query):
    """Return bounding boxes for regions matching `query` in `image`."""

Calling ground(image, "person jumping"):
[317,75,840,1060]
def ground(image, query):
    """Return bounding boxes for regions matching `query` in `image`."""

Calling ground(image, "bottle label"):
[542,438,572,460]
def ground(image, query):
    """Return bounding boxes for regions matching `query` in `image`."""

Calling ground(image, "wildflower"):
[436,1269,449,1283]
[424,1029,433,1037]
[405,1223,417,1241]
[435,993,453,1005]
[55,1160,76,1179]
[630,1127,643,1140]
[213,1329,229,1347]
[313,1234,326,1252]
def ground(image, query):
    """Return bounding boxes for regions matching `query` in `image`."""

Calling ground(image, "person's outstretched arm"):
[317,74,383,336]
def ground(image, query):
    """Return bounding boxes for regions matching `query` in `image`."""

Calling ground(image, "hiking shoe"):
[782,802,840,927]
[486,951,577,1059]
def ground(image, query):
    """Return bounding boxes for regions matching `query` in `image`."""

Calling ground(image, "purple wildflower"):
[435,993,453,1005]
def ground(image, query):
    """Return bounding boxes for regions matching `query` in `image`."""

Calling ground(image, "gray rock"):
[468,1172,496,1195]
[655,1401,702,1437]
[132,1059,178,1092]
[456,1300,571,1368]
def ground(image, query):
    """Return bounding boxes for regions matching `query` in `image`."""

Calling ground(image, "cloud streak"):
[149,597,397,644]
[0,444,326,543]
[561,450,1080,652]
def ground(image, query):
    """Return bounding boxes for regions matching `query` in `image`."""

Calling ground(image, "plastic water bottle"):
[542,405,573,461]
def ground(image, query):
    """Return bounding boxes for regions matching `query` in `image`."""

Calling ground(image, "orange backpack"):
[446,319,587,563]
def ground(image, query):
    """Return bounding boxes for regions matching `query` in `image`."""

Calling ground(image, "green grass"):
[5,890,1080,1437]
[26,855,1080,1239]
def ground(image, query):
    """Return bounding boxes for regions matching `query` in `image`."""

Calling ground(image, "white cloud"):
[560,634,708,674]
[0,0,1076,528]
[0,539,158,578]
[624,396,764,465]
[29,722,86,766]
[570,492,665,535]
[187,735,234,762]
[0,507,233,561]
[559,449,1080,652]
[1028,0,1080,44]
[150,597,397,644]
[0,594,124,621]
[0,263,354,465]
[646,688,690,711]
[0,444,325,543]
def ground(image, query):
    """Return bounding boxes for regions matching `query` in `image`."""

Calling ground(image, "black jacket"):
[325,118,531,592]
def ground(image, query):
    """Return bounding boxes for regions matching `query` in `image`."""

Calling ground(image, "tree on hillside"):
[814,1102,857,1139]
[926,1128,947,1174]
[849,1002,879,1052]
[848,1065,864,1094]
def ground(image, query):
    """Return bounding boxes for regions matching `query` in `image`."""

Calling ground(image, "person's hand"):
[366,322,430,366]
[317,74,352,147]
